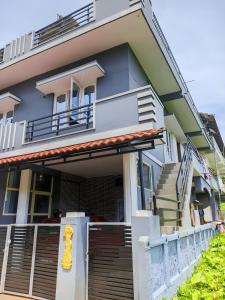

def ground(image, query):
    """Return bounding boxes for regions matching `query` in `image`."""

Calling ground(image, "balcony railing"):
[33,3,94,47]
[25,104,93,142]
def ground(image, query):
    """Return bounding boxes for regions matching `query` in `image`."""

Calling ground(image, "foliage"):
[221,202,225,212]
[173,234,225,300]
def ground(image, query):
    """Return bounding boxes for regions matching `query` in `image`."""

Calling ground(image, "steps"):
[156,163,181,227]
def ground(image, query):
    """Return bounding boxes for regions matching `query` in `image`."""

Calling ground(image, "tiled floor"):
[0,295,32,300]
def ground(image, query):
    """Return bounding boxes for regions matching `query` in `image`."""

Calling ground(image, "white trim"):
[0,92,22,104]
[96,85,164,108]
[0,5,141,71]
[0,123,157,159]
[36,61,104,89]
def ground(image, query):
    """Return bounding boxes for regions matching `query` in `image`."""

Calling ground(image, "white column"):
[16,169,32,224]
[56,213,89,300]
[123,153,138,223]
[132,212,161,300]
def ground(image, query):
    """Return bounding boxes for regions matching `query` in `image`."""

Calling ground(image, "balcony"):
[33,3,94,48]
[0,85,163,157]
[25,103,94,142]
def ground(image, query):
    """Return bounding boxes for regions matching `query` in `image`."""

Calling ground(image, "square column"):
[56,213,89,300]
[16,169,32,224]
[123,153,138,223]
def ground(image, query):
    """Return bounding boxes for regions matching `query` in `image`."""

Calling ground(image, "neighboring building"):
[0,1,223,299]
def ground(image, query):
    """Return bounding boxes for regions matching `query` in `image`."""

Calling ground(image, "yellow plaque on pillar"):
[61,224,74,270]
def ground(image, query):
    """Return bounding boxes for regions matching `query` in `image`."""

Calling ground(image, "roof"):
[200,113,224,154]
[0,128,163,167]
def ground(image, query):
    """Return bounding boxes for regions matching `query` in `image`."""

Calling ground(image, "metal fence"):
[33,3,94,47]
[87,223,134,300]
[26,103,93,142]
[0,225,60,300]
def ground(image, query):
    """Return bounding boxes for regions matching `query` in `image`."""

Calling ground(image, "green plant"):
[220,202,225,212]
[173,234,225,300]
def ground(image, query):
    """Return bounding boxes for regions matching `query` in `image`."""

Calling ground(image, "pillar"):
[123,153,138,223]
[16,169,32,224]
[132,211,161,300]
[56,213,89,300]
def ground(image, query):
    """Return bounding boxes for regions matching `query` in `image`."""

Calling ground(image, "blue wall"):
[0,44,149,123]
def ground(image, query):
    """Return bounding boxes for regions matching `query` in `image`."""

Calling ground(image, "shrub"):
[173,234,225,300]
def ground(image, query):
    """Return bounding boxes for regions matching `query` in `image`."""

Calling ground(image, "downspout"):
[138,150,146,210]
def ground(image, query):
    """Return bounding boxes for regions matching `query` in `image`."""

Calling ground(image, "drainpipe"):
[138,150,146,210]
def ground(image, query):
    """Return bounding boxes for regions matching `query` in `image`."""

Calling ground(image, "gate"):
[87,223,134,300]
[0,225,60,300]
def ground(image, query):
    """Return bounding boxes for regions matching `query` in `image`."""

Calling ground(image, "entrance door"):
[87,223,134,300]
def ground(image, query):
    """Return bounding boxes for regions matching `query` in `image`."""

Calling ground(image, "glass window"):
[54,94,68,128]
[0,113,4,125]
[71,82,80,121]
[6,111,13,124]
[8,170,21,189]
[137,162,153,190]
[35,173,52,192]
[33,194,50,214]
[55,95,67,113]
[28,172,53,223]
[4,170,21,215]
[84,85,95,106]
[4,191,19,214]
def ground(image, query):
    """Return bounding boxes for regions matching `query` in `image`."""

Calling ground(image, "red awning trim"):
[0,128,164,166]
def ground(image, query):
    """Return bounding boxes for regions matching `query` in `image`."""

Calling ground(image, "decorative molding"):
[137,89,156,124]
[61,224,74,270]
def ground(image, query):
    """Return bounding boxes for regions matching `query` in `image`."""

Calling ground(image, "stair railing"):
[176,138,193,212]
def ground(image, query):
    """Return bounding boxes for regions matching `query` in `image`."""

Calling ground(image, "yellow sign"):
[61,224,74,270]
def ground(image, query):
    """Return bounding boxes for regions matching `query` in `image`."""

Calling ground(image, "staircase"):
[156,163,182,227]
[156,138,193,228]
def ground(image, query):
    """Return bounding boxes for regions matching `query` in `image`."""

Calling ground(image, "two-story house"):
[0,1,223,299]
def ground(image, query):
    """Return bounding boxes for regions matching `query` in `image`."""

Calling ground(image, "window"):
[84,85,95,106]
[53,80,95,127]
[0,110,14,126]
[137,161,154,210]
[137,162,153,191]
[70,81,80,121]
[28,172,53,223]
[3,170,21,215]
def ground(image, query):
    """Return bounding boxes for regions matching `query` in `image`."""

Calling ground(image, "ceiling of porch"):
[49,155,123,178]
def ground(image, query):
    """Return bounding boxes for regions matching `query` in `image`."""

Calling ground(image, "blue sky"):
[1,0,224,140]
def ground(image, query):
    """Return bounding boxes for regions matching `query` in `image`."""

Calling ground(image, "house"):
[0,1,223,299]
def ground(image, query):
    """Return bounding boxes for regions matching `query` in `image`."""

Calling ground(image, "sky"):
[0,0,225,140]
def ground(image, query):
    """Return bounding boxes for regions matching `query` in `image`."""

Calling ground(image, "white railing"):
[0,123,18,151]
[0,122,25,152]
[138,224,214,300]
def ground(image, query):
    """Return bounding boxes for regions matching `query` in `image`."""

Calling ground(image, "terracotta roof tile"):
[0,128,163,166]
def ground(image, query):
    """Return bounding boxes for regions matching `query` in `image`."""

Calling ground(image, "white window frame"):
[28,172,54,223]
[137,161,154,192]
[0,110,14,126]
[53,79,96,119]
[3,170,21,216]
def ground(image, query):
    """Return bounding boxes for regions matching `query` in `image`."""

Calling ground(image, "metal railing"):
[33,3,94,47]
[26,103,93,142]
[176,139,193,211]
[0,48,4,64]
